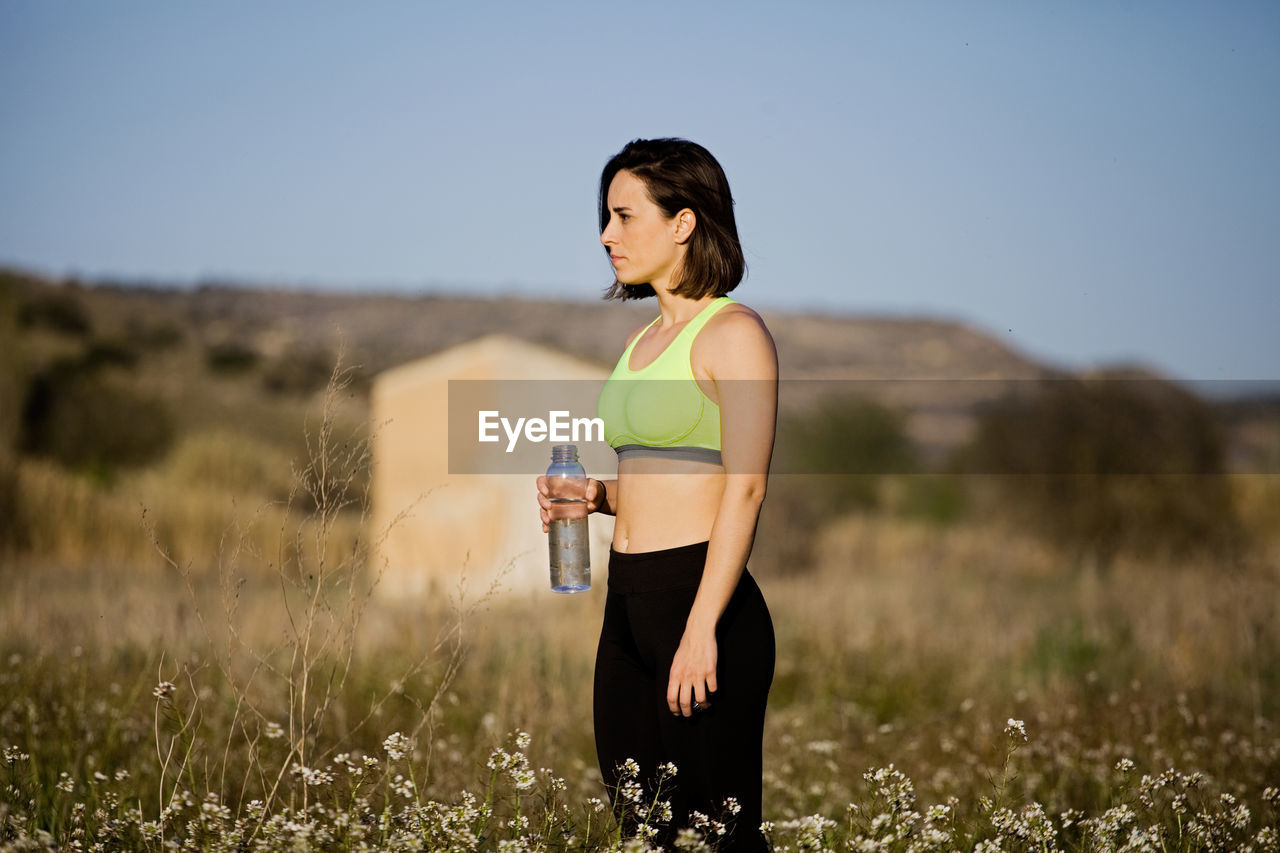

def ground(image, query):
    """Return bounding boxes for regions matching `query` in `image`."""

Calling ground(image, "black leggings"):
[593,540,775,852]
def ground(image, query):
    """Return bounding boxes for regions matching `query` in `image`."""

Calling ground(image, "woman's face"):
[600,170,684,291]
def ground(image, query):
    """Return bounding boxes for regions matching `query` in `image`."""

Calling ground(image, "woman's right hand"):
[537,476,604,532]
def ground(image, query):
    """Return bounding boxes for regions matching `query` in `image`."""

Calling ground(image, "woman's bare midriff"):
[610,457,726,553]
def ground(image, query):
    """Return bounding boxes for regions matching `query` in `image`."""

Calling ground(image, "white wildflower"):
[290,764,335,787]
[383,731,411,761]
[1004,718,1028,743]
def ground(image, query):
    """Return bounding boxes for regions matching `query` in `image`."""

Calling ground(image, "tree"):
[963,377,1241,571]
[757,394,918,574]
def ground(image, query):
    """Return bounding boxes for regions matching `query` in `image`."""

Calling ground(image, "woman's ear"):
[673,208,697,245]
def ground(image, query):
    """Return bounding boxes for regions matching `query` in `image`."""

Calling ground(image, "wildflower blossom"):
[391,773,414,798]
[383,731,411,761]
[1004,718,1028,743]
[152,681,176,700]
[290,763,335,787]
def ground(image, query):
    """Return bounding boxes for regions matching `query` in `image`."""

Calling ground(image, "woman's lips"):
[610,256,624,265]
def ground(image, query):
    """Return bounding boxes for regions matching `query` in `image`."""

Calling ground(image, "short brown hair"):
[599,138,746,301]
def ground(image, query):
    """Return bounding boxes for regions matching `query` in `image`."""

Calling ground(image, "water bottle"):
[546,444,591,593]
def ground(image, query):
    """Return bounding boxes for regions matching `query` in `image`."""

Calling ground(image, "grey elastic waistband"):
[613,444,723,466]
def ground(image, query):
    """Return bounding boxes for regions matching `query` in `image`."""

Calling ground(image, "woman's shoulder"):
[709,298,772,339]
[698,297,777,376]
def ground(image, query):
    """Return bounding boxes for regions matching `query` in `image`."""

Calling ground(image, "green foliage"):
[887,474,967,526]
[0,284,23,549]
[125,314,186,350]
[963,378,1242,569]
[0,281,23,453]
[80,336,141,370]
[20,360,174,476]
[204,340,259,374]
[759,395,921,574]
[16,286,92,336]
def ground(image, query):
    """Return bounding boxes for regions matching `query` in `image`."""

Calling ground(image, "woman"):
[538,138,777,851]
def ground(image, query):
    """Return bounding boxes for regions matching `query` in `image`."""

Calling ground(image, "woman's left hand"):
[667,628,718,717]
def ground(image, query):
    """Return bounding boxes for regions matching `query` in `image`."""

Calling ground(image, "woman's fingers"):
[668,678,716,717]
[536,476,549,532]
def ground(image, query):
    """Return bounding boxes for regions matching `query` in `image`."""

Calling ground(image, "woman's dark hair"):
[599,138,746,301]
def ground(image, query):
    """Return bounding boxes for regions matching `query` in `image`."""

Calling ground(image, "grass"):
[1,364,1278,850]
[3,517,1278,849]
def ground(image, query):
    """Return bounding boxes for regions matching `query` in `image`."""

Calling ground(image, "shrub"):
[205,341,259,374]
[81,337,141,370]
[962,377,1242,570]
[758,394,919,574]
[125,315,186,350]
[17,288,92,336]
[20,361,174,475]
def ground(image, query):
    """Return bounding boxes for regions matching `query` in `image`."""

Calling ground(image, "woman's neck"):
[652,290,715,331]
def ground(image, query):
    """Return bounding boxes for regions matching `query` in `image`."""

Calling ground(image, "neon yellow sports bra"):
[596,295,736,465]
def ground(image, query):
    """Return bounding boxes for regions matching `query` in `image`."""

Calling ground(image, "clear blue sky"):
[2,1,1277,380]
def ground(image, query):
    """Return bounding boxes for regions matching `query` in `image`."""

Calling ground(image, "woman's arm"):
[666,309,778,717]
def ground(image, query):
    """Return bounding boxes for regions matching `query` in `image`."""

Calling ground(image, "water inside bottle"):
[546,445,590,593]
[548,512,591,593]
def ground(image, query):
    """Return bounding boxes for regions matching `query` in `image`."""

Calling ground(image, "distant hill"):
[18,273,1058,380]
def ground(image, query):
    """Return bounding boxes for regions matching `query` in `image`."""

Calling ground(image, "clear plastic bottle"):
[546,444,591,593]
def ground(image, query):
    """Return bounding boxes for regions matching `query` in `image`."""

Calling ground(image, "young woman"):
[538,138,777,851]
